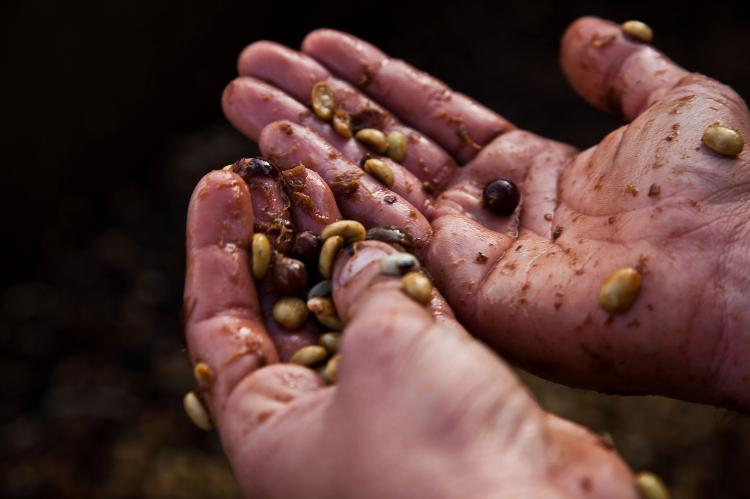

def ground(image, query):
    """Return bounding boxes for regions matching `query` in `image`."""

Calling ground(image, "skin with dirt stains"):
[223,16,750,411]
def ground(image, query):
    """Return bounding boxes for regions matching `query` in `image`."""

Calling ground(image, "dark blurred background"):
[3,1,750,497]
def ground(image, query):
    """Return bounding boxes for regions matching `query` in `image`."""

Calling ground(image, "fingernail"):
[334,241,394,287]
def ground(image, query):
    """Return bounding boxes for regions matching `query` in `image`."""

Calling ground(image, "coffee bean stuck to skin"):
[311,82,335,121]
[483,178,520,216]
[621,20,653,43]
[702,123,744,157]
[599,267,641,314]
[401,271,433,305]
[332,109,353,139]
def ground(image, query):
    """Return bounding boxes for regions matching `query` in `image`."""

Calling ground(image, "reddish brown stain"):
[625,184,639,197]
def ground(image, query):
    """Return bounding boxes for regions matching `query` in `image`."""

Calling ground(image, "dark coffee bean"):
[291,231,321,261]
[231,157,278,181]
[359,154,373,169]
[366,227,413,250]
[273,255,308,295]
[482,178,520,216]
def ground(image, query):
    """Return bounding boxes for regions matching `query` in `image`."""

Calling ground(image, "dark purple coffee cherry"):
[482,178,520,216]
[273,255,308,295]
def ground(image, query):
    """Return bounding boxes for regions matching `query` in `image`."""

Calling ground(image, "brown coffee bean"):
[483,178,520,216]
[273,255,308,295]
[291,231,321,262]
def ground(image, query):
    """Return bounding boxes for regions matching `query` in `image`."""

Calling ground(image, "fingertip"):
[258,119,296,154]
[301,28,346,54]
[237,40,281,75]
[221,77,259,139]
[560,16,635,112]
[560,16,688,120]
[187,169,253,250]
[302,28,385,79]
[331,240,397,321]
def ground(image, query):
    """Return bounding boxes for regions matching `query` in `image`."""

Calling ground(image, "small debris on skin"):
[625,184,639,197]
[384,194,397,204]
[475,252,488,263]
[350,108,386,132]
[552,226,564,241]
[648,184,661,197]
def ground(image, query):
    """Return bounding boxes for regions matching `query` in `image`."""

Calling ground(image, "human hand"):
[222,17,750,410]
[183,167,638,498]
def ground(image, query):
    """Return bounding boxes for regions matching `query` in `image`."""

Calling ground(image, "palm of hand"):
[222,17,750,410]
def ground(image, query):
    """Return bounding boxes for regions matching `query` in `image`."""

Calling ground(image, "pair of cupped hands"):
[183,16,750,498]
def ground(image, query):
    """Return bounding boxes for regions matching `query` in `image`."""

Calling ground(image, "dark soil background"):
[3,1,750,497]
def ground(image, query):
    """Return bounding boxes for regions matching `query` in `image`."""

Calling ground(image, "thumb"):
[560,16,688,120]
[329,240,638,499]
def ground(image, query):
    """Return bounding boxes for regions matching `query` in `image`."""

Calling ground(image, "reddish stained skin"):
[184,173,638,497]
[224,17,750,411]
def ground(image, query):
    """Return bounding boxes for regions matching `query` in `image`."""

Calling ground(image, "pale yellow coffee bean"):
[599,267,641,314]
[363,158,395,187]
[289,345,328,366]
[319,235,344,279]
[321,220,366,243]
[702,123,744,157]
[307,296,344,331]
[385,131,408,162]
[621,20,653,43]
[183,391,212,431]
[332,109,353,139]
[634,471,670,499]
[354,128,388,153]
[322,354,341,384]
[311,82,335,121]
[320,332,342,354]
[272,297,309,330]
[252,233,272,280]
[401,271,433,305]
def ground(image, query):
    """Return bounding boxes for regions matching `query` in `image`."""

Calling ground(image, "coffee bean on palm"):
[483,178,520,216]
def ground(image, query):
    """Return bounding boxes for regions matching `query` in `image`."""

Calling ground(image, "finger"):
[302,29,515,164]
[228,157,295,253]
[330,240,496,395]
[222,76,365,159]
[184,170,280,414]
[185,169,325,468]
[222,78,436,209]
[259,120,433,250]
[279,164,341,234]
[332,240,458,328]
[330,239,636,498]
[560,16,688,120]
[238,40,457,188]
